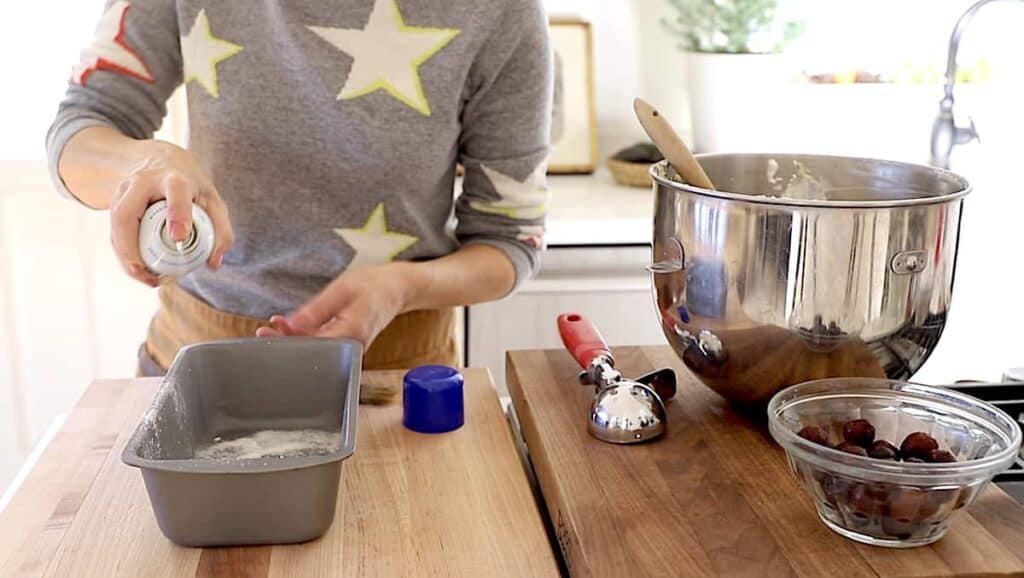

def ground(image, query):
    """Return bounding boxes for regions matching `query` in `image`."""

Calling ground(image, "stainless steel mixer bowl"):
[650,154,971,403]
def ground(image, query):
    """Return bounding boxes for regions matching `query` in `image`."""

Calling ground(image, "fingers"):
[271,315,307,336]
[196,188,234,269]
[314,316,371,345]
[135,269,161,287]
[108,148,234,286]
[256,316,309,337]
[110,179,161,287]
[162,172,196,242]
[286,280,353,333]
[259,313,373,345]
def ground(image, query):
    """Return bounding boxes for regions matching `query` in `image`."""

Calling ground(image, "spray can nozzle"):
[138,200,214,278]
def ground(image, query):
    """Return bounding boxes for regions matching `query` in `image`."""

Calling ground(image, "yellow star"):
[309,0,460,115]
[181,9,243,98]
[334,203,419,269]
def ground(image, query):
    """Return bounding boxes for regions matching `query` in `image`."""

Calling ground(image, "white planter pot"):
[683,52,789,153]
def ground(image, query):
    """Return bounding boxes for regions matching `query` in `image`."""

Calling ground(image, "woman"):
[47,0,552,374]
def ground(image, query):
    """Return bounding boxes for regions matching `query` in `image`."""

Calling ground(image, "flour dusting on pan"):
[195,429,340,460]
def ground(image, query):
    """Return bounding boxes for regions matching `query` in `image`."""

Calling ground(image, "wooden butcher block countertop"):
[0,370,560,577]
[506,345,1024,578]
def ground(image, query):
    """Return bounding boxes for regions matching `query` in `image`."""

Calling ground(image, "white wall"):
[545,0,651,159]
[544,0,1022,158]
[0,162,158,493]
[0,2,101,159]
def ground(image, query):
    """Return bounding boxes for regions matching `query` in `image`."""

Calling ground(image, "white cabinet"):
[467,245,668,399]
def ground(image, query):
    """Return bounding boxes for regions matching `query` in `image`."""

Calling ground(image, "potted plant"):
[662,0,803,152]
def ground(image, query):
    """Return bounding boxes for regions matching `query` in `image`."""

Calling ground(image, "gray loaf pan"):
[122,337,362,547]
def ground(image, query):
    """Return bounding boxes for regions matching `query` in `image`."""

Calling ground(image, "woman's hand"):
[257,244,516,346]
[256,262,421,346]
[109,141,234,286]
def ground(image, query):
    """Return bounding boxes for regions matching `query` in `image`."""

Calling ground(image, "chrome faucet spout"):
[930,0,1015,168]
[943,1,991,99]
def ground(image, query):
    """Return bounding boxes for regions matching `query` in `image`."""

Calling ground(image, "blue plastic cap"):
[403,365,464,434]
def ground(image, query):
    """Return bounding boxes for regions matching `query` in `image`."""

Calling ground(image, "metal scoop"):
[557,313,674,444]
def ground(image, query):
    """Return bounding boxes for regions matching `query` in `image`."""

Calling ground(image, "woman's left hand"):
[256,262,419,346]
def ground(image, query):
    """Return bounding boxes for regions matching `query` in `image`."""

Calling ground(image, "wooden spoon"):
[633,97,716,190]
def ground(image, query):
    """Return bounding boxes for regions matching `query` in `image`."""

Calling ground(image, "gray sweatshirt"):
[47,0,552,319]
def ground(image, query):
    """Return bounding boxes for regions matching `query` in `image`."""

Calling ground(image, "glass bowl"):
[768,378,1022,547]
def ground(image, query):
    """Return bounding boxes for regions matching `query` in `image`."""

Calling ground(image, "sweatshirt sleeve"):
[45,0,183,202]
[455,0,553,289]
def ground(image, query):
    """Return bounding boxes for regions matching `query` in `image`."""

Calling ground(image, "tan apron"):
[139,283,459,376]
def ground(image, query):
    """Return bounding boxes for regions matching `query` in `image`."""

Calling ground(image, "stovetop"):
[945,382,1024,503]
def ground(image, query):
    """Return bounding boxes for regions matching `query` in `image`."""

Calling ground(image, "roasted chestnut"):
[868,440,900,460]
[842,419,876,448]
[927,449,957,463]
[822,474,850,507]
[797,425,830,447]
[881,516,915,540]
[836,442,869,457]
[900,432,939,460]
[954,485,973,510]
[887,488,925,521]
[880,488,927,539]
[921,487,960,519]
[848,483,886,518]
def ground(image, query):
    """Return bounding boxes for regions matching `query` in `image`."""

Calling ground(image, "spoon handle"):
[633,97,716,191]
[558,313,613,369]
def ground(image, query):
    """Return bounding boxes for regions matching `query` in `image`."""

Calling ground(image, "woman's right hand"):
[110,142,234,286]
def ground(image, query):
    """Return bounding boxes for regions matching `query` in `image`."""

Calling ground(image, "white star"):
[471,164,550,220]
[335,203,419,269]
[72,1,154,85]
[181,9,243,98]
[308,0,460,115]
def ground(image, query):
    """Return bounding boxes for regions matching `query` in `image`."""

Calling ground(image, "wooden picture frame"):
[548,18,599,174]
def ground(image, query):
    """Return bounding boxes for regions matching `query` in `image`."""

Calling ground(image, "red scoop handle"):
[558,313,613,369]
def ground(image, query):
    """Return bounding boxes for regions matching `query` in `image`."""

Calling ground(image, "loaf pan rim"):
[121,336,362,475]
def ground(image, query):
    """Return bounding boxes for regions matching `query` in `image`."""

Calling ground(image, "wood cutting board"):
[506,345,1024,578]
[0,370,560,577]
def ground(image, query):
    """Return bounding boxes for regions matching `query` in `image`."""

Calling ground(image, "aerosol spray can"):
[138,200,214,278]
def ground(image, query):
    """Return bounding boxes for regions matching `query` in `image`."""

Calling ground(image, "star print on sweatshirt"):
[46,0,552,319]
[72,1,154,84]
[309,0,460,116]
[181,9,242,98]
[334,203,419,270]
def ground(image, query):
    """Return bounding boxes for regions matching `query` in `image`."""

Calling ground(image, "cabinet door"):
[467,246,668,400]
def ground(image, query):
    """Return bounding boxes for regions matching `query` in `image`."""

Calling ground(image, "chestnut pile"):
[793,419,972,542]
[797,420,957,464]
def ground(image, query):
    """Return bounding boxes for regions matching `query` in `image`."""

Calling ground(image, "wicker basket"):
[606,158,654,188]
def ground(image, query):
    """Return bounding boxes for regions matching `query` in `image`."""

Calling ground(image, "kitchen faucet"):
[929,0,1010,169]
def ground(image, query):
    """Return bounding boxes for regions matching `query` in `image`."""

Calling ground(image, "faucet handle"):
[956,115,980,145]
